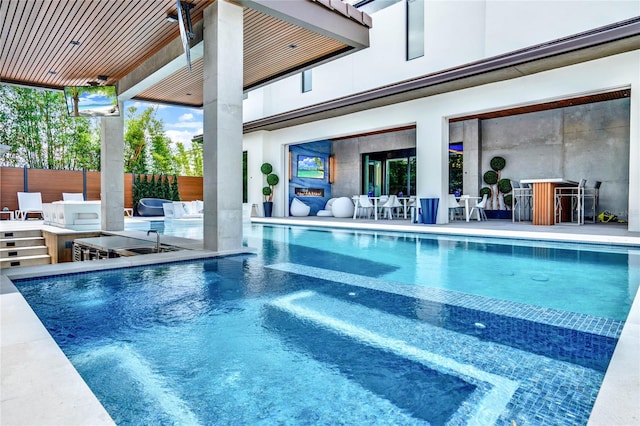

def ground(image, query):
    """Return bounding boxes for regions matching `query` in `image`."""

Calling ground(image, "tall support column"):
[202,0,244,252]
[100,103,125,231]
[416,115,448,224]
[462,119,481,198]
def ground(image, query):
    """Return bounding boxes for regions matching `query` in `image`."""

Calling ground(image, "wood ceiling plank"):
[20,0,77,86]
[0,1,20,72]
[3,0,37,83]
[72,0,142,84]
[43,0,103,87]
[1,0,365,107]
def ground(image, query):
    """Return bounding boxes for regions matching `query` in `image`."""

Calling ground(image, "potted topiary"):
[261,162,279,217]
[480,156,513,219]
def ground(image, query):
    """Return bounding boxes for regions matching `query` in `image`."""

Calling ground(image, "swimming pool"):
[15,225,638,424]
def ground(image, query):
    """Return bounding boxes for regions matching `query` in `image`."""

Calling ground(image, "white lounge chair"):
[16,192,44,220]
[317,198,337,217]
[62,192,85,201]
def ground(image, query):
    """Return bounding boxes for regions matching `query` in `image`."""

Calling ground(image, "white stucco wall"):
[243,51,640,230]
[243,0,640,122]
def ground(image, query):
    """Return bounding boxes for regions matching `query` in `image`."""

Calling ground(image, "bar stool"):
[555,179,585,225]
[512,180,532,222]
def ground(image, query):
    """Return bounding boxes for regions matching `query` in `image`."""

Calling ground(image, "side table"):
[0,210,15,220]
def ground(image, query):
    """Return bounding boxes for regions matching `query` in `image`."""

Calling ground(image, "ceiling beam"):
[117,20,204,101]
[237,0,370,49]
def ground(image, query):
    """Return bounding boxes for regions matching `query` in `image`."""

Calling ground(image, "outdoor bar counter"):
[520,178,578,225]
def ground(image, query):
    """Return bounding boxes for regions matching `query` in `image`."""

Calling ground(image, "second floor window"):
[302,69,313,93]
[406,0,424,60]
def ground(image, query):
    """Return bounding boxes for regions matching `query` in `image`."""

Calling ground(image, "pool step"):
[0,230,50,268]
[0,236,46,248]
[0,229,42,239]
[0,245,48,258]
[0,254,51,269]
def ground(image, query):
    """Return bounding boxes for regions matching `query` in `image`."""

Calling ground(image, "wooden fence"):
[0,167,203,213]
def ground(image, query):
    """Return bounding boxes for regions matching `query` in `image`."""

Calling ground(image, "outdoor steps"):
[0,230,51,269]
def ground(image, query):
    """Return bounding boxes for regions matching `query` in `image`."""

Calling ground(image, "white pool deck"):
[1,217,639,425]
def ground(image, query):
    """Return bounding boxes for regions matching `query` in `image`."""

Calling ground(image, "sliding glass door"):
[362,149,416,196]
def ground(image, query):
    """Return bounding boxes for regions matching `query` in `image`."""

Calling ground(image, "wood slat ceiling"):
[0,0,353,107]
[0,0,213,89]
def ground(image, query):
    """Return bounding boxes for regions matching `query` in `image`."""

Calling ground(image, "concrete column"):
[100,102,125,231]
[462,119,481,197]
[202,0,243,251]
[627,81,639,232]
[416,115,448,224]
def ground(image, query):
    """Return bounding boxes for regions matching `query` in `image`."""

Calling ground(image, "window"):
[302,69,312,93]
[406,0,424,60]
[449,143,463,194]
[362,149,416,196]
[242,151,248,203]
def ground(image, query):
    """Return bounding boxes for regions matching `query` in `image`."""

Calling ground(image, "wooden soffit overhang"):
[0,0,372,107]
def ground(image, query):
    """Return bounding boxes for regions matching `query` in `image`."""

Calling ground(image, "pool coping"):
[1,222,639,424]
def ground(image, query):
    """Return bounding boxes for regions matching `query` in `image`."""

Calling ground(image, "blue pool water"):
[15,225,639,425]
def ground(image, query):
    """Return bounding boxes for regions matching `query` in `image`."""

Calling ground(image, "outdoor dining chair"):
[448,194,463,221]
[356,195,374,219]
[469,193,488,221]
[381,194,402,219]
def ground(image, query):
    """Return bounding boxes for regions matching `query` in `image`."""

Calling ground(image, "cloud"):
[179,113,194,121]
[170,121,202,129]
[165,128,203,148]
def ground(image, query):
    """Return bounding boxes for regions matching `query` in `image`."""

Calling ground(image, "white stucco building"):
[242,0,640,231]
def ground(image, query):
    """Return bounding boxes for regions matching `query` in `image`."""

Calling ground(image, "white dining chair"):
[381,194,402,219]
[469,194,488,221]
[356,195,374,219]
[448,194,463,221]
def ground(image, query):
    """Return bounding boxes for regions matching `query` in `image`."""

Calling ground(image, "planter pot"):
[484,209,512,220]
[419,198,439,224]
[263,201,273,217]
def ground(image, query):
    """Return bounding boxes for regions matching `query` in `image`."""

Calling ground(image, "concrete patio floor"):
[1,218,638,425]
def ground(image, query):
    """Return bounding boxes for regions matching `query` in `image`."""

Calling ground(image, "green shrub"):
[497,178,512,194]
[483,170,498,185]
[261,162,279,202]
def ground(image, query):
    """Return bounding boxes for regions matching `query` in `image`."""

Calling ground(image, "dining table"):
[457,195,481,222]
[520,178,578,225]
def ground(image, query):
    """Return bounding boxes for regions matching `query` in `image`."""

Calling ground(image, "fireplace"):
[295,187,324,197]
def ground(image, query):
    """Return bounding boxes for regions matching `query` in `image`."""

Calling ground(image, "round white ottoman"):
[331,197,354,218]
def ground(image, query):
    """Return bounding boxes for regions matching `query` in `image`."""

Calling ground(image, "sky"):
[126,100,203,149]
